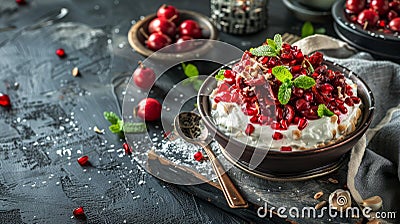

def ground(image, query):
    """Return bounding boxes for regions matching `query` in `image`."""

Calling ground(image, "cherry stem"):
[139,28,149,39]
[138,61,144,69]
[161,4,167,8]
[363,21,368,30]
[168,15,178,22]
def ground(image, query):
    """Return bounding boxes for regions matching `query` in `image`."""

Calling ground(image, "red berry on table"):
[73,207,85,218]
[56,48,66,58]
[133,61,156,90]
[16,0,26,5]
[389,18,400,31]
[77,156,89,166]
[370,0,389,16]
[146,32,171,51]
[345,0,366,14]
[0,93,11,107]
[136,98,162,121]
[148,18,176,38]
[157,4,179,24]
[123,143,132,155]
[179,20,202,39]
[193,151,204,161]
[357,9,379,28]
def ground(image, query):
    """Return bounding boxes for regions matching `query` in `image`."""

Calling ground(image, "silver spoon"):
[174,112,248,209]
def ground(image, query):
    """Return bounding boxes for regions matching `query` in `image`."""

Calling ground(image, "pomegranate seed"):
[344,97,354,106]
[56,48,66,58]
[73,207,85,218]
[309,52,323,67]
[346,89,353,96]
[283,105,295,123]
[272,132,283,140]
[338,104,348,114]
[270,121,281,130]
[293,116,300,124]
[280,119,289,130]
[304,92,313,102]
[280,146,292,151]
[77,156,89,166]
[295,52,304,61]
[0,93,11,107]
[292,87,304,97]
[193,151,204,161]
[261,57,269,64]
[245,124,255,135]
[319,83,334,94]
[295,99,309,111]
[123,143,132,155]
[15,0,26,5]
[250,115,260,124]
[351,96,361,104]
[259,115,271,124]
[223,70,234,79]
[378,20,386,27]
[291,65,302,73]
[297,118,308,130]
[275,107,283,121]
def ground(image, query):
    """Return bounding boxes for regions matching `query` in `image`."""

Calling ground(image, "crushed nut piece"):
[314,191,324,199]
[330,115,338,124]
[338,124,347,134]
[72,67,79,77]
[328,178,339,184]
[94,126,104,134]
[292,130,301,140]
[315,200,327,210]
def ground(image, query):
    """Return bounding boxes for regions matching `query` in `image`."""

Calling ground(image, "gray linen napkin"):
[295,35,400,222]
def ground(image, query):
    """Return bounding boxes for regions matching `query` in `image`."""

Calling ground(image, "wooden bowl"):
[128,10,219,59]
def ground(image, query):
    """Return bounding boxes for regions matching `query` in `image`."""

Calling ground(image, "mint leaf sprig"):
[249,34,283,57]
[104,111,146,137]
[272,65,316,105]
[182,63,203,91]
[215,69,225,81]
[317,104,334,117]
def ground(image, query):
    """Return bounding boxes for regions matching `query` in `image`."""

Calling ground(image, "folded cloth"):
[326,51,400,223]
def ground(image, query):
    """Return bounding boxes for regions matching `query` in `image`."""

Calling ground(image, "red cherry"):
[157,4,179,24]
[16,0,26,5]
[370,0,389,15]
[245,124,255,135]
[0,93,11,107]
[280,146,292,151]
[345,0,366,14]
[56,48,66,58]
[357,9,379,28]
[77,156,89,166]
[146,32,171,51]
[179,20,202,39]
[389,1,400,13]
[193,151,204,161]
[272,132,283,140]
[389,17,400,31]
[148,18,176,37]
[133,61,156,90]
[387,10,399,21]
[136,98,162,121]
[73,207,85,218]
[123,143,132,155]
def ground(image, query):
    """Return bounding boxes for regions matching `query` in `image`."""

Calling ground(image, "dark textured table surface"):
[0,1,337,223]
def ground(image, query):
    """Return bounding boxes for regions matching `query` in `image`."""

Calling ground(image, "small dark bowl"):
[332,0,400,62]
[128,10,218,59]
[282,0,332,23]
[198,60,374,180]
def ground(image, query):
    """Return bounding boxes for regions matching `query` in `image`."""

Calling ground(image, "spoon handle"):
[201,143,248,209]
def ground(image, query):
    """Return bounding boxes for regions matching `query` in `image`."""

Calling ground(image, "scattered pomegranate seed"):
[245,124,255,135]
[345,97,354,106]
[15,0,26,5]
[56,48,66,58]
[123,143,132,155]
[351,96,361,104]
[73,207,85,218]
[0,93,11,107]
[280,146,292,151]
[297,118,308,130]
[77,156,89,166]
[272,132,283,140]
[193,151,204,161]
[270,121,281,130]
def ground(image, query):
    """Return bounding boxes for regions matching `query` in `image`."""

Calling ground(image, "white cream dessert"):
[210,34,362,151]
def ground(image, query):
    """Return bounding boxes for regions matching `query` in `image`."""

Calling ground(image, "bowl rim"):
[197,59,375,156]
[332,0,400,42]
[128,9,219,58]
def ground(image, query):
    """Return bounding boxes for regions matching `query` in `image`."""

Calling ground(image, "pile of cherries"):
[213,43,360,135]
[345,0,400,32]
[145,4,203,51]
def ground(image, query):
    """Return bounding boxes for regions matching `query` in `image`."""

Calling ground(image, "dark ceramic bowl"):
[282,0,332,23]
[198,60,374,180]
[332,0,400,62]
[128,10,218,59]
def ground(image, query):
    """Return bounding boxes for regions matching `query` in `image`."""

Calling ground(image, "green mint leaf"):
[109,123,121,133]
[293,75,316,89]
[315,27,326,34]
[182,63,199,78]
[267,39,277,50]
[249,45,277,57]
[317,104,334,117]
[215,69,225,81]
[123,122,146,133]
[278,79,292,105]
[272,65,293,82]
[273,34,282,52]
[301,21,314,38]
[104,111,120,125]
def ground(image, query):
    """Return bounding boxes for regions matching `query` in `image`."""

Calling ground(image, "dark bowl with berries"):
[332,0,400,61]
[198,36,374,180]
[128,5,218,59]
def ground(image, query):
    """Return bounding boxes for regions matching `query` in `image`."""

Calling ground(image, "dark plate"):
[128,10,218,59]
[198,60,374,178]
[282,0,332,23]
[332,0,400,61]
